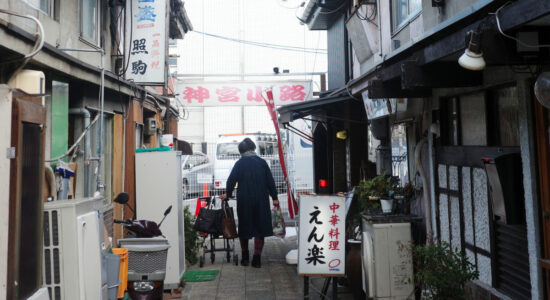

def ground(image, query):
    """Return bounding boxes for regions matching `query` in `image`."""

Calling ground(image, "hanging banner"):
[125,0,167,84]
[264,88,299,219]
[298,195,345,276]
[361,91,396,120]
[175,81,313,106]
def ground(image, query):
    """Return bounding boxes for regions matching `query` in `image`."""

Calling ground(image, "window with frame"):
[80,0,100,45]
[391,0,421,32]
[26,0,55,17]
[439,86,520,147]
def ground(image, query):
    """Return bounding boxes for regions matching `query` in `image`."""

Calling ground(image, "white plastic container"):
[380,199,393,213]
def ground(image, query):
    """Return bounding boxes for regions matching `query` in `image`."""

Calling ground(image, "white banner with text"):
[174,81,313,106]
[125,0,167,84]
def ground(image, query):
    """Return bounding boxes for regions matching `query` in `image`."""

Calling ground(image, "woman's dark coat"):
[226,155,278,239]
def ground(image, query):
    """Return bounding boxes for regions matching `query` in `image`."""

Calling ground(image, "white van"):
[213,133,283,192]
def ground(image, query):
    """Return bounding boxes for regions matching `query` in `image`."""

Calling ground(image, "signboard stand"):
[302,276,338,300]
[303,277,308,300]
[298,195,345,300]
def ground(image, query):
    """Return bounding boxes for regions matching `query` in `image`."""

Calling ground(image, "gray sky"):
[176,0,327,85]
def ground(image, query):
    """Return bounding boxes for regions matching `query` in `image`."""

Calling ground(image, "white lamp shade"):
[458,49,486,71]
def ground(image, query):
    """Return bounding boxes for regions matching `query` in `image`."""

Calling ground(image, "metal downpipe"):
[415,137,433,244]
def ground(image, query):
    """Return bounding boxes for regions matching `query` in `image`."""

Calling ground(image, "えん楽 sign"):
[298,195,345,276]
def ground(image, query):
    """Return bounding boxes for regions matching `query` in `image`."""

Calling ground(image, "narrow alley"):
[3,0,550,299]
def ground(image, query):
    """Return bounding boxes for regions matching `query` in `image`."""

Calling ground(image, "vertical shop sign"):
[125,0,166,84]
[298,195,345,276]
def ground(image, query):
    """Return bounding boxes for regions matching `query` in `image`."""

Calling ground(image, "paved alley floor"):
[179,233,356,300]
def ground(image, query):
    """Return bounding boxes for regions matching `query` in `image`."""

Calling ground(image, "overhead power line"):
[191,30,327,54]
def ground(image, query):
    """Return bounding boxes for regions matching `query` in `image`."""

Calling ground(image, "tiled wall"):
[437,164,492,286]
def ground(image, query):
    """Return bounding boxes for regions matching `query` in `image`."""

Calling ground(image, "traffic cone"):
[203,183,209,197]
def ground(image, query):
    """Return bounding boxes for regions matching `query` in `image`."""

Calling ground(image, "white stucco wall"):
[0,86,12,300]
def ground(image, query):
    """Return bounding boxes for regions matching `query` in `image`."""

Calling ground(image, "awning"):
[277,93,356,125]
[277,92,365,141]
[174,139,192,155]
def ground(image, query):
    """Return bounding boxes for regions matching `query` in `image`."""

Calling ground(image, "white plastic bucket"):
[380,199,393,213]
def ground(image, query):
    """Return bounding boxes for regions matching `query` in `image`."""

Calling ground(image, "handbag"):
[194,207,223,234]
[221,201,238,239]
[272,205,286,238]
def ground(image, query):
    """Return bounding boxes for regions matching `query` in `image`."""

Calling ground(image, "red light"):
[483,158,490,163]
[319,179,328,188]
[215,182,220,187]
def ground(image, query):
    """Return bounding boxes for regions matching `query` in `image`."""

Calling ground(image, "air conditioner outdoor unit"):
[362,221,414,299]
[42,197,111,300]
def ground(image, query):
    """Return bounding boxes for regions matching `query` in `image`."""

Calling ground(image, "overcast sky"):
[176,0,327,85]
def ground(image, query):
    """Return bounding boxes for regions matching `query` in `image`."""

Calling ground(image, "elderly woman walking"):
[220,138,279,268]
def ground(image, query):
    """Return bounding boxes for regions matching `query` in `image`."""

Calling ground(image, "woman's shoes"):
[251,254,261,268]
[241,251,249,266]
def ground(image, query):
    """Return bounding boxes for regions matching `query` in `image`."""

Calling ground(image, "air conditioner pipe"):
[0,9,45,83]
[415,137,433,244]
[69,108,91,197]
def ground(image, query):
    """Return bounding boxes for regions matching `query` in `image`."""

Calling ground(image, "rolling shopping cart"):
[193,196,238,267]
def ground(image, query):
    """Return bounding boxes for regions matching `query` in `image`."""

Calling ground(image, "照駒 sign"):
[125,0,167,84]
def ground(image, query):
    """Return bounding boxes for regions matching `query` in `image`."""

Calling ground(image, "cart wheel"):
[211,253,215,264]
[199,256,205,268]
[233,254,238,266]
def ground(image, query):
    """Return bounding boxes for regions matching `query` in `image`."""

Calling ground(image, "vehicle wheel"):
[211,253,215,264]
[199,256,205,268]
[233,254,238,266]
[182,180,189,199]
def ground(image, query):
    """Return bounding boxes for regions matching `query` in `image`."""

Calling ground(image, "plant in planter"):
[356,173,395,214]
[412,241,479,299]
[393,182,416,214]
[184,206,200,265]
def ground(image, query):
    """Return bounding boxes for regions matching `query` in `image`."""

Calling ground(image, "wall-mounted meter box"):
[144,117,157,136]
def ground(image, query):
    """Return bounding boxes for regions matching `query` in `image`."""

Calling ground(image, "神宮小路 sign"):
[298,195,345,276]
[174,81,313,106]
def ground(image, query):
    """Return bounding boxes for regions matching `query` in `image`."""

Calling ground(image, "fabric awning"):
[277,94,355,125]
[174,139,193,155]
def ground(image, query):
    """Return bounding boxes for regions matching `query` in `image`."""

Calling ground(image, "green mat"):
[182,270,220,282]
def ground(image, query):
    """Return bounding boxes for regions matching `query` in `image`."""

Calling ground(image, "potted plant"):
[356,173,395,214]
[412,241,479,299]
[184,206,200,266]
[393,182,415,214]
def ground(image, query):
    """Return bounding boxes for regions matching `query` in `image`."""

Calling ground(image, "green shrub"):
[412,241,479,299]
[184,206,200,265]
